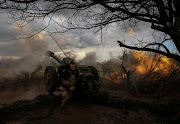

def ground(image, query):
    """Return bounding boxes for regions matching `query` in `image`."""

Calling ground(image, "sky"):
[0,9,178,64]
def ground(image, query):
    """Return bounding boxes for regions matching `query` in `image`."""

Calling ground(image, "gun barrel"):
[46,51,65,66]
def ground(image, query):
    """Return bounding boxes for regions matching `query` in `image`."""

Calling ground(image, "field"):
[1,75,180,124]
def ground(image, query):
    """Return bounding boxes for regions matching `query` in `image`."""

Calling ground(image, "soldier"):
[58,60,77,113]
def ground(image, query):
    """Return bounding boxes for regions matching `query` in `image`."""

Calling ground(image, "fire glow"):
[132,51,179,75]
[104,50,179,83]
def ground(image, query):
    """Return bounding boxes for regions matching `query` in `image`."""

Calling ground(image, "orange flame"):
[132,51,179,75]
[104,51,179,83]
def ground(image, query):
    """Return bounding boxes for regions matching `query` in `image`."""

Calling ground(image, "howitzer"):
[44,51,100,95]
[46,51,65,66]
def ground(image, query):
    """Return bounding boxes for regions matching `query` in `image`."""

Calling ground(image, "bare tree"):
[1,0,180,62]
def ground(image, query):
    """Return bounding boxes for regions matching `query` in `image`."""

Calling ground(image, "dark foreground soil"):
[0,78,180,124]
[0,96,156,124]
[0,94,163,124]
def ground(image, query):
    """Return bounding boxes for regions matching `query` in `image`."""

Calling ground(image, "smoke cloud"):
[78,52,97,66]
[0,53,50,79]
[0,33,51,79]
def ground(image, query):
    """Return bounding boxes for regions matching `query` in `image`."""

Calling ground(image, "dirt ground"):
[13,105,157,124]
[0,78,47,105]
[0,78,180,124]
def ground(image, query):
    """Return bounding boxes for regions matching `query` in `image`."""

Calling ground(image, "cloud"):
[125,28,135,36]
[0,15,49,55]
[18,35,48,54]
[0,10,169,65]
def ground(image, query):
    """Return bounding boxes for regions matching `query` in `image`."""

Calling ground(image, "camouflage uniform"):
[61,71,76,108]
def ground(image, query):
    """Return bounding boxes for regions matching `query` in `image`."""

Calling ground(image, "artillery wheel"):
[44,66,57,94]
[88,66,100,82]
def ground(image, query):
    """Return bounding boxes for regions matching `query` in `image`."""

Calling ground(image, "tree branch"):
[8,0,38,3]
[117,41,180,63]
[144,43,170,54]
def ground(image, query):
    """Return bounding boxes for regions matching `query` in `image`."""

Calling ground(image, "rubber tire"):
[44,66,57,94]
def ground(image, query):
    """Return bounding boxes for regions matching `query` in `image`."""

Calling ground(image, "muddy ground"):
[0,78,180,124]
